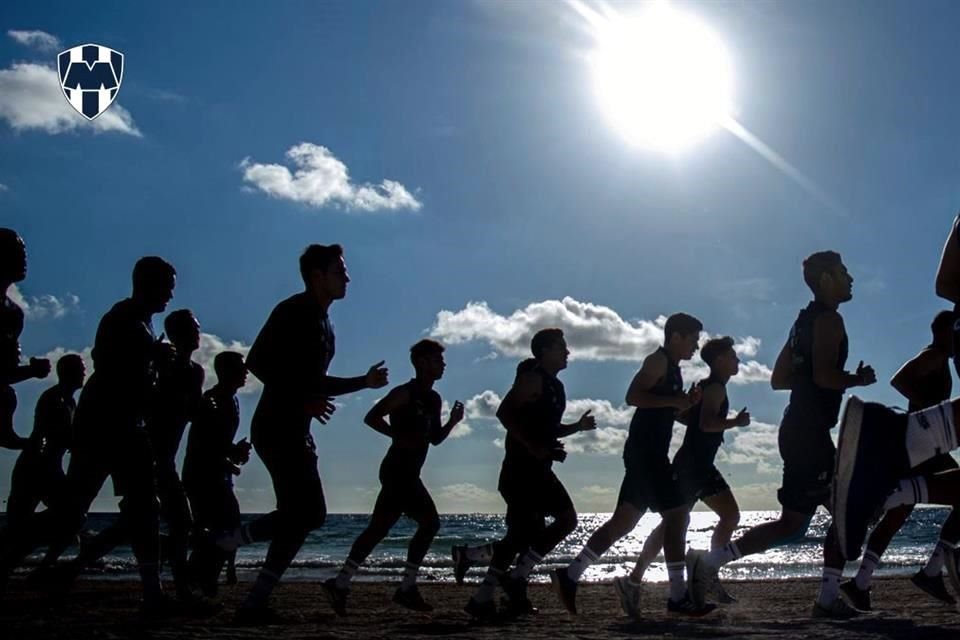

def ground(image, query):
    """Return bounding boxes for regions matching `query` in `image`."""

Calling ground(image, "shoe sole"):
[833,395,864,560]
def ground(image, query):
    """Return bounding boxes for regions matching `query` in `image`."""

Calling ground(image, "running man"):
[465,329,595,620]
[553,313,706,616]
[225,244,389,624]
[614,336,749,618]
[841,310,958,609]
[325,339,464,614]
[183,351,249,596]
[1,228,51,450]
[689,251,876,618]
[6,355,85,523]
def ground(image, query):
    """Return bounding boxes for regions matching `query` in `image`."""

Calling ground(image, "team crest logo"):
[57,44,124,121]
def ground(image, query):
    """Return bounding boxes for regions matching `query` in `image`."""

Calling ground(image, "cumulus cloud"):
[715,419,781,476]
[7,30,61,52]
[8,285,79,319]
[433,483,503,513]
[240,143,422,212]
[466,390,502,420]
[442,399,473,439]
[430,297,771,384]
[41,345,93,372]
[0,63,141,135]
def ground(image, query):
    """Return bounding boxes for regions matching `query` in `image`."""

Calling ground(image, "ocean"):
[3,508,950,583]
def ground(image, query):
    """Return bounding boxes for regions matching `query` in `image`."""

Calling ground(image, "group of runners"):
[2,217,960,624]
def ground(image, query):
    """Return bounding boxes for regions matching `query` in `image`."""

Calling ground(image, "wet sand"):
[2,577,959,639]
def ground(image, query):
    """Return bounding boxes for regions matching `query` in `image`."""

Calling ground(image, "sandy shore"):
[2,577,959,639]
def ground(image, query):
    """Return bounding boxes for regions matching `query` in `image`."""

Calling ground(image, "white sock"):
[667,561,686,602]
[854,550,880,590]
[509,550,543,581]
[817,567,843,606]
[472,568,503,603]
[883,476,929,510]
[465,543,493,563]
[335,558,360,589]
[705,542,741,569]
[906,402,958,468]
[400,561,419,591]
[244,569,280,609]
[566,546,600,582]
[923,540,949,577]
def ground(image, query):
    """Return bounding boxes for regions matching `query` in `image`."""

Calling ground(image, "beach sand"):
[2,577,959,639]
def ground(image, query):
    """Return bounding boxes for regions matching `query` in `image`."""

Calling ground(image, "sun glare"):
[590,4,733,152]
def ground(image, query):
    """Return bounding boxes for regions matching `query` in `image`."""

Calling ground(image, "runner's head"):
[214,350,247,391]
[802,250,851,305]
[300,244,348,302]
[664,313,702,361]
[700,336,739,379]
[164,309,200,354]
[132,256,176,314]
[931,309,957,354]
[531,328,568,373]
[410,338,446,381]
[0,228,26,285]
[56,353,86,391]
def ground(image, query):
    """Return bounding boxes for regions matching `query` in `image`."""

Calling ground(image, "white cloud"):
[432,482,503,513]
[715,419,781,476]
[442,399,473,439]
[7,30,61,52]
[430,297,771,384]
[466,390,502,420]
[240,143,422,212]
[0,183,8,192]
[0,63,141,136]
[9,285,79,319]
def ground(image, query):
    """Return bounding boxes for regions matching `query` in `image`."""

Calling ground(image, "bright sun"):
[590,4,733,152]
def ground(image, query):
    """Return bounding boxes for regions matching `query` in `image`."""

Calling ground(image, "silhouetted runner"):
[615,336,750,618]
[183,351,249,596]
[689,252,876,619]
[325,339,464,614]
[464,328,595,620]
[224,244,388,625]
[6,355,85,523]
[552,314,707,616]
[0,228,51,450]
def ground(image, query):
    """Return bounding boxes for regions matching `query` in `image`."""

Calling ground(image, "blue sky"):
[2,0,960,513]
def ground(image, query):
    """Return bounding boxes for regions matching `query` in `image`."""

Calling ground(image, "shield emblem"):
[58,44,124,121]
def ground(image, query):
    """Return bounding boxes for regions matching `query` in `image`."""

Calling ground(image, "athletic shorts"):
[499,469,574,542]
[675,463,731,504]
[778,427,835,515]
[617,458,685,513]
